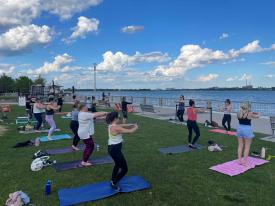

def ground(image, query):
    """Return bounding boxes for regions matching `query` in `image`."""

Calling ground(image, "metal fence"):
[109,95,275,117]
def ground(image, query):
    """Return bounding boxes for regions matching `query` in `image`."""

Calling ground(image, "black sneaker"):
[110,181,121,192]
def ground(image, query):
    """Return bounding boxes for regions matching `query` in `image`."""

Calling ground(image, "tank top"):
[178,102,185,111]
[238,115,251,125]
[71,110,79,121]
[108,125,123,145]
[224,105,231,115]
[46,108,54,115]
[187,107,197,121]
[33,104,44,114]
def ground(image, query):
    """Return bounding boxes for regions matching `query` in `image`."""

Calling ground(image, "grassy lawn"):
[0,105,274,206]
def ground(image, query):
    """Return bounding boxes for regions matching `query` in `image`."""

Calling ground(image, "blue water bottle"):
[45,180,52,196]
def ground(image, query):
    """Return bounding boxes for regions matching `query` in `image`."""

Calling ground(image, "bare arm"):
[249,112,260,119]
[112,124,138,134]
[93,111,108,118]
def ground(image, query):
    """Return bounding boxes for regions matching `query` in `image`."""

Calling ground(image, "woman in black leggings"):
[221,99,232,131]
[70,103,80,150]
[106,111,138,191]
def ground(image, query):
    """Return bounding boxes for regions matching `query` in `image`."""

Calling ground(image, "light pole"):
[93,63,97,97]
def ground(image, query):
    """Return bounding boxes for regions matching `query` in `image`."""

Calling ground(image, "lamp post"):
[93,63,97,97]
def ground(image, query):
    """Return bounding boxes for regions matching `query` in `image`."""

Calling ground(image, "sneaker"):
[110,181,121,192]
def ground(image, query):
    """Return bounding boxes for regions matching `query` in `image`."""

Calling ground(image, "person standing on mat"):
[106,111,138,191]
[91,96,97,113]
[221,99,232,132]
[236,103,259,166]
[187,99,205,149]
[33,98,46,131]
[70,102,80,150]
[45,98,60,140]
[57,94,64,112]
[176,95,185,123]
[78,104,107,167]
[86,97,92,112]
[121,96,132,123]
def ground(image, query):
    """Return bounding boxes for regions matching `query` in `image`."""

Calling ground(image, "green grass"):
[0,105,274,206]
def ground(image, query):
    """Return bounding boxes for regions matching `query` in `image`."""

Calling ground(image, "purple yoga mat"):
[46,144,99,155]
[210,157,269,176]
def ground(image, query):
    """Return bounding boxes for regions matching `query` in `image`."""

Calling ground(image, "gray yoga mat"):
[159,144,205,154]
[46,144,99,155]
[53,156,113,172]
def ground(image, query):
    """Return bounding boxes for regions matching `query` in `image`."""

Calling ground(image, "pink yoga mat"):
[209,129,236,136]
[210,157,269,176]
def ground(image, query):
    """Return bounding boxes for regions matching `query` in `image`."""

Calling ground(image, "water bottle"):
[45,180,52,196]
[261,147,266,159]
[96,145,100,151]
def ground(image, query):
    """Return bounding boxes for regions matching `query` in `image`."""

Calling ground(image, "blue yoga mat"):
[39,134,71,142]
[159,144,204,154]
[58,176,150,206]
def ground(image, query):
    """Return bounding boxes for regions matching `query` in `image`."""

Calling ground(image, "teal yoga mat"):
[39,134,71,142]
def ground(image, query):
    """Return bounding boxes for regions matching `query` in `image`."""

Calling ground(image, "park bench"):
[271,116,275,137]
[140,104,155,113]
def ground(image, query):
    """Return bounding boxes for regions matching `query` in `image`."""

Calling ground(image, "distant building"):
[242,85,253,89]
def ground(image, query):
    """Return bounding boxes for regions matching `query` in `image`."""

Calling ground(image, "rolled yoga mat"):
[53,155,113,172]
[159,144,204,154]
[58,176,150,206]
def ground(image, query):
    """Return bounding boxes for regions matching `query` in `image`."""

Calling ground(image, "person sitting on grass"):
[236,103,259,166]
[45,98,60,140]
[106,111,138,191]
[121,96,132,124]
[186,99,205,149]
[77,104,107,167]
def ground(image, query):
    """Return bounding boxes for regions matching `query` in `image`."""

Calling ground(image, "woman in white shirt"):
[78,104,107,167]
[106,111,138,191]
[33,98,46,131]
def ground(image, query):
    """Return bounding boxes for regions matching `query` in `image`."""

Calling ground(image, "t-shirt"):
[33,104,45,114]
[78,112,95,139]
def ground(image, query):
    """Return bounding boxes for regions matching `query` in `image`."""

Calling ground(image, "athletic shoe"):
[110,181,121,192]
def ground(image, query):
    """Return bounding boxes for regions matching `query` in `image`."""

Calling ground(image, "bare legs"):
[237,137,252,165]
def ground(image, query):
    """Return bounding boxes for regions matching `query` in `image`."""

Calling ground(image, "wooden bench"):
[140,104,155,113]
[271,116,275,137]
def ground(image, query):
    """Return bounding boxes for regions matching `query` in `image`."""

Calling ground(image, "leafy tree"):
[0,74,15,93]
[34,75,46,86]
[15,76,33,94]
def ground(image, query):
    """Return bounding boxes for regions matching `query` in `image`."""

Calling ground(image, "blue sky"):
[0,0,275,89]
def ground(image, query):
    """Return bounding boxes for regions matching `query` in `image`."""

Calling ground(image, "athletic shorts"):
[236,124,254,139]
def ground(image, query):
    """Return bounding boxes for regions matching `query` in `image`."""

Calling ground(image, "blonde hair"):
[239,103,249,119]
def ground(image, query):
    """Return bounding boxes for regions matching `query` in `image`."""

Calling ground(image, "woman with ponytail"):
[106,111,138,191]
[236,103,259,165]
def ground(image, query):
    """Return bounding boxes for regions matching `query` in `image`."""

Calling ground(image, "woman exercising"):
[70,102,80,150]
[78,104,107,167]
[106,111,138,191]
[221,99,232,131]
[33,98,46,131]
[187,99,205,149]
[236,103,259,166]
[121,96,132,123]
[176,95,185,123]
[45,98,60,140]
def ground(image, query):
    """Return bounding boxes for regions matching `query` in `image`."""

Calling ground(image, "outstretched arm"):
[113,124,138,134]
[93,111,108,119]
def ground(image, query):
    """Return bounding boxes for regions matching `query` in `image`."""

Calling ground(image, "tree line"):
[0,74,47,94]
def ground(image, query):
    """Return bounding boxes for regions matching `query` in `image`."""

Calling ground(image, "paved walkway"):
[134,106,272,135]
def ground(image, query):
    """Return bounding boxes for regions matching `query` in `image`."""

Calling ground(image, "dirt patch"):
[0,125,8,136]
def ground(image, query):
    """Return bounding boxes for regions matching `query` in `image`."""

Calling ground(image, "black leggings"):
[187,120,200,145]
[108,143,128,185]
[34,113,42,130]
[222,114,231,131]
[177,109,185,122]
[70,120,80,146]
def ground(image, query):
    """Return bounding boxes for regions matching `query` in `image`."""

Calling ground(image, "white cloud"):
[0,24,52,55]
[239,73,252,81]
[63,16,99,43]
[0,63,15,75]
[30,53,74,74]
[42,0,102,20]
[97,51,171,72]
[153,40,271,77]
[226,76,238,82]
[219,33,229,40]
[121,25,144,33]
[0,0,40,27]
[197,73,219,82]
[261,61,275,67]
[265,74,275,78]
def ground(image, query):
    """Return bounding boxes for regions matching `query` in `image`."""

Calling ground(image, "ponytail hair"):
[106,111,119,124]
[189,99,195,107]
[225,99,231,105]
